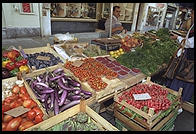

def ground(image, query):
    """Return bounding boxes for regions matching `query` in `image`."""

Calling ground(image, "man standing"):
[104,6,126,37]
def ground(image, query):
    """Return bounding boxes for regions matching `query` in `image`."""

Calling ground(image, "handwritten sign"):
[4,106,30,117]
[133,93,151,101]
[36,56,51,61]
[72,60,84,67]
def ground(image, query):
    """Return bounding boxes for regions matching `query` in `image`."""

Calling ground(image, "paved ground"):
[2,36,194,131]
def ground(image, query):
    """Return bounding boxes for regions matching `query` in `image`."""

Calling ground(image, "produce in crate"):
[109,48,124,58]
[65,58,118,91]
[2,81,44,131]
[121,36,143,52]
[117,83,176,114]
[2,49,29,79]
[96,57,140,78]
[25,52,63,70]
[83,44,108,57]
[25,68,92,116]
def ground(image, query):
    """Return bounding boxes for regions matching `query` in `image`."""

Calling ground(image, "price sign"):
[133,93,151,101]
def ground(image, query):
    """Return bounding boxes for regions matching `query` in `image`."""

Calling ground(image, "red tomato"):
[3,114,14,123]
[18,120,34,131]
[23,99,36,108]
[2,104,11,113]
[34,114,43,124]
[12,85,20,94]
[20,86,27,94]
[2,122,8,131]
[6,117,22,131]
[10,101,21,109]
[21,113,28,118]
[32,107,43,116]
[27,109,36,120]
[21,118,30,124]
[21,93,30,100]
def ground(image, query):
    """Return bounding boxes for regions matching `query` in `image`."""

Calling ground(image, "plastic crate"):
[91,40,120,51]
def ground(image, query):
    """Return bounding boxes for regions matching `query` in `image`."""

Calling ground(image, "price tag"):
[133,93,151,101]
[4,106,30,117]
[72,60,84,67]
[36,56,51,61]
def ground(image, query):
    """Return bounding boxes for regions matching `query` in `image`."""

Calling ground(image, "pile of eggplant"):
[48,112,100,131]
[26,52,63,69]
[25,68,92,115]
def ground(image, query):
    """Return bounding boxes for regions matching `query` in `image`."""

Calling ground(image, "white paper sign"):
[133,93,151,100]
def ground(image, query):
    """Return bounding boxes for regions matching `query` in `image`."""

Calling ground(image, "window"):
[20,3,34,14]
[50,3,97,19]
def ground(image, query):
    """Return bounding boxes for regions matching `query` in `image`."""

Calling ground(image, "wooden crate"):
[22,64,95,117]
[114,105,179,131]
[21,43,66,72]
[64,67,127,103]
[114,77,182,130]
[25,100,118,131]
[2,76,48,130]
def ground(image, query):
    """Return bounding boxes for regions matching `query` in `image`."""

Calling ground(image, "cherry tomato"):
[27,109,36,120]
[2,104,11,113]
[6,117,22,131]
[23,99,36,108]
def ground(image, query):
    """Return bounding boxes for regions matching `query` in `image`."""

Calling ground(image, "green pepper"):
[15,56,23,62]
[10,68,19,76]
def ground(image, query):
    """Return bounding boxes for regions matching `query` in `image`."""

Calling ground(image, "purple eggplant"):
[44,94,50,114]
[54,90,59,115]
[58,79,76,91]
[50,93,54,109]
[50,73,65,81]
[69,95,81,101]
[35,82,49,88]
[59,100,80,112]
[40,88,54,94]
[68,79,81,87]
[73,90,81,95]
[81,89,92,96]
[53,68,64,74]
[58,90,68,106]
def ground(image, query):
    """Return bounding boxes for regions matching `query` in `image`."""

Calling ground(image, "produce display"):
[2,49,29,79]
[43,112,100,131]
[25,68,92,116]
[65,58,118,91]
[117,28,178,76]
[117,83,176,114]
[121,36,143,52]
[96,57,141,78]
[31,112,100,131]
[83,44,108,57]
[2,81,44,131]
[25,52,63,70]
[109,48,124,58]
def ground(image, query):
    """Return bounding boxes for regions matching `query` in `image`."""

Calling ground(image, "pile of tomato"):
[118,84,172,114]
[2,84,44,131]
[65,58,118,91]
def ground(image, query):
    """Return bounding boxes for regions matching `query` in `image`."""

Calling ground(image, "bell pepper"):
[5,62,15,71]
[15,56,23,62]
[7,51,17,60]
[19,65,29,73]
[15,61,24,68]
[11,49,20,57]
[2,58,11,68]
[10,68,19,77]
[2,51,9,58]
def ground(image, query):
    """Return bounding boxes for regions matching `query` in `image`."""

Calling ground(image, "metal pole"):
[109,3,113,38]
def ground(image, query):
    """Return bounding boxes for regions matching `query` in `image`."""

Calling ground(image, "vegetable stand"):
[25,100,118,131]
[22,63,94,117]
[114,77,182,131]
[2,77,47,131]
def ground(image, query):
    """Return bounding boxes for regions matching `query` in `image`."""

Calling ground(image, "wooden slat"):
[182,101,194,113]
[114,110,146,131]
[25,104,80,131]
[86,106,118,131]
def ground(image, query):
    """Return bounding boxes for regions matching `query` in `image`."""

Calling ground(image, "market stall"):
[2,3,194,131]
